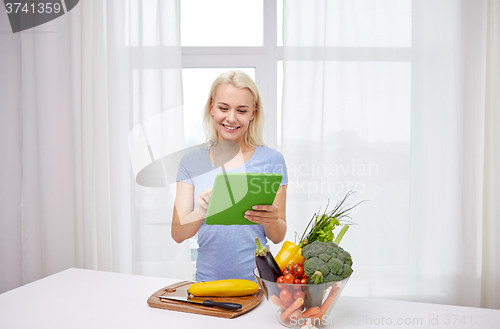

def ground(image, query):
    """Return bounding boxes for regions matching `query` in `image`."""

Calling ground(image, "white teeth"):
[224,125,238,130]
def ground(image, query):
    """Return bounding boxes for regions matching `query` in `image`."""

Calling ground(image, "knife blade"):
[158,295,242,310]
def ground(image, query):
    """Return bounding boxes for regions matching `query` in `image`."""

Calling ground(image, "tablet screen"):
[205,173,283,225]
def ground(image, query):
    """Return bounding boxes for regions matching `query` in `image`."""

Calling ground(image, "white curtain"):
[282,0,500,308]
[482,0,500,310]
[19,0,192,285]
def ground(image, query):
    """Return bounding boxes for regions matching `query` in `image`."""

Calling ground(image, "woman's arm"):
[244,185,287,244]
[171,182,211,243]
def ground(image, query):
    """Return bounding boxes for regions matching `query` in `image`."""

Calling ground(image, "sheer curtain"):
[282,0,499,308]
[482,0,500,310]
[19,0,192,285]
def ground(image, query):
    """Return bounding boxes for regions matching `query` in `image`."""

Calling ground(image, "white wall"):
[0,9,23,294]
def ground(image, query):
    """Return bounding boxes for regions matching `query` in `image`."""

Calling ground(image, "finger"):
[201,194,208,203]
[246,217,275,225]
[198,195,209,208]
[246,210,275,218]
[248,205,278,216]
[252,204,279,212]
[245,211,277,222]
[200,189,212,203]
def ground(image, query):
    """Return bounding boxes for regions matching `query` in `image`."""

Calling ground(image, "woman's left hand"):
[244,204,280,226]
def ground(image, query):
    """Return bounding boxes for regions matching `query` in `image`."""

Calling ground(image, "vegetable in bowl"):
[301,241,353,284]
[273,192,360,275]
[252,191,365,327]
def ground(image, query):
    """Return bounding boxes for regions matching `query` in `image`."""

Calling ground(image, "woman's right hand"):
[195,187,213,217]
[172,184,212,243]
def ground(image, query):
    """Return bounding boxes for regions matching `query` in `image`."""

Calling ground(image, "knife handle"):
[202,300,242,310]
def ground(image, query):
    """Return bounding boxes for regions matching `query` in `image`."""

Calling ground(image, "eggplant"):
[254,237,283,282]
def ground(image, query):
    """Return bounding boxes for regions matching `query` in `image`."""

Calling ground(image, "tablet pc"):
[205,173,283,225]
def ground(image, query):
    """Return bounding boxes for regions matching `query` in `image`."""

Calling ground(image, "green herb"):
[298,191,364,248]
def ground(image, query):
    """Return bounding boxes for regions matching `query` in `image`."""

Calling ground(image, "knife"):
[158,295,242,310]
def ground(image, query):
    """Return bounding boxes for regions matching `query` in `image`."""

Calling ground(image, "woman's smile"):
[221,123,240,131]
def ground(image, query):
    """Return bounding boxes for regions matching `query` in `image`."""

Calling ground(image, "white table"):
[0,268,499,328]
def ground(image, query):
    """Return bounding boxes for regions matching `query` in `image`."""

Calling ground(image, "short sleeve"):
[176,148,213,186]
[272,151,288,186]
[176,154,193,185]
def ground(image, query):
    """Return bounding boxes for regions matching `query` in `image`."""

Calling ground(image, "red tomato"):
[279,288,292,303]
[276,276,285,289]
[295,266,305,279]
[289,263,298,276]
[300,278,308,284]
[283,274,295,284]
[292,279,302,290]
[282,269,290,276]
[293,290,305,300]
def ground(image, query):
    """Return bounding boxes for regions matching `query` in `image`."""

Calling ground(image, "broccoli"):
[325,242,340,255]
[327,257,343,275]
[318,253,331,262]
[323,272,343,283]
[301,240,353,283]
[310,271,324,284]
[303,256,330,278]
[301,240,329,259]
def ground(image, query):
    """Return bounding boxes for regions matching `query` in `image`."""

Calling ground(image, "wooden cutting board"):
[147,281,264,319]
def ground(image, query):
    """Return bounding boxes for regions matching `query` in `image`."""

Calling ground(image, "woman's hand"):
[172,183,211,243]
[195,187,212,217]
[246,185,287,244]
[244,204,280,226]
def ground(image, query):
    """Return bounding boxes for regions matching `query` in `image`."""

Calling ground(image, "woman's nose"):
[226,110,236,122]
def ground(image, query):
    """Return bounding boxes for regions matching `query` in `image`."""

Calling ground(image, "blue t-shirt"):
[176,145,288,282]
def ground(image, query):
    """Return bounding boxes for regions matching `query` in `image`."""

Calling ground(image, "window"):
[128,0,413,280]
[181,0,264,47]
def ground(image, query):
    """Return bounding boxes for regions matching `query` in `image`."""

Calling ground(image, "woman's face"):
[210,84,256,146]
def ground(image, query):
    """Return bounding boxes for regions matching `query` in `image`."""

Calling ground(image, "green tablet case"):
[205,173,283,225]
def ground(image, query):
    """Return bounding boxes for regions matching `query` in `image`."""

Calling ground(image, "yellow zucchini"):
[188,279,259,297]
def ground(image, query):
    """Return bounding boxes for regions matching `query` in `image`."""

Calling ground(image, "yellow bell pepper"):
[275,241,305,271]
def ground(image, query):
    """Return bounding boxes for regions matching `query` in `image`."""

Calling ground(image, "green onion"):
[298,191,364,248]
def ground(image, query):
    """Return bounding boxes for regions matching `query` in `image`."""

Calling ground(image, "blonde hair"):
[203,70,266,147]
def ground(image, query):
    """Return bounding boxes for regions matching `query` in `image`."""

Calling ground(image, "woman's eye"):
[238,110,247,113]
[219,107,228,111]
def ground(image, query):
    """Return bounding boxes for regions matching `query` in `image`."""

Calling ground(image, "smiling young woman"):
[171,70,288,282]
[203,71,266,150]
[210,84,255,150]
